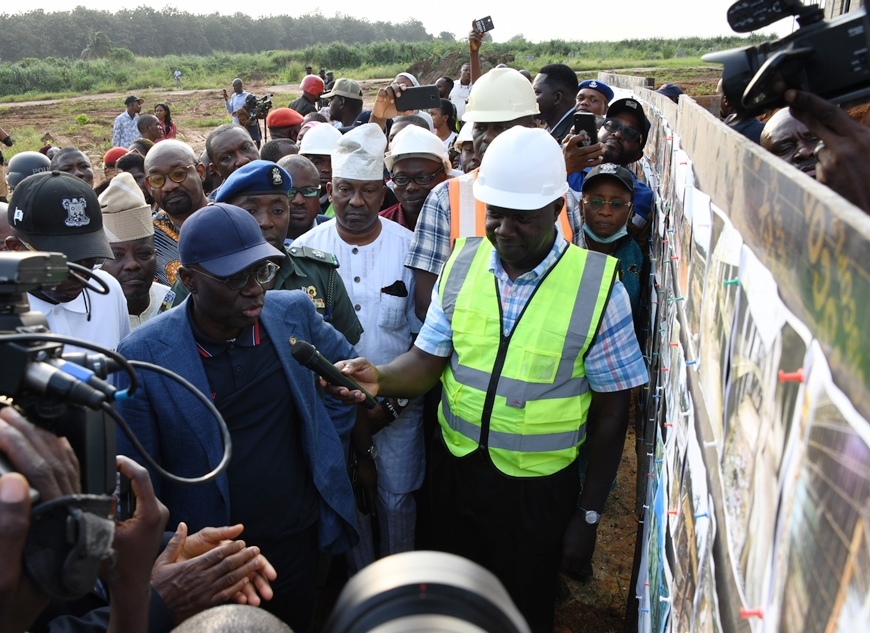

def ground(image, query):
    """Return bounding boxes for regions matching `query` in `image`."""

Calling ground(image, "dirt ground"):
[0,75,703,632]
[0,71,721,175]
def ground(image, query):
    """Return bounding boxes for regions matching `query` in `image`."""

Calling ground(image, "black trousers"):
[259,523,318,633]
[429,438,580,633]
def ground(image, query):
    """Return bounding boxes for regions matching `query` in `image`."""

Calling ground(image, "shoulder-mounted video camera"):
[704,0,870,119]
[1,251,119,601]
[0,251,231,603]
[245,93,274,120]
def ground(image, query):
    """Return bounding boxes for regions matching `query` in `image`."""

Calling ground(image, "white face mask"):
[583,222,628,244]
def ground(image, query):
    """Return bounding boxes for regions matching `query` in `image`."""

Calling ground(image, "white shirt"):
[449,82,473,122]
[129,282,173,330]
[226,91,251,125]
[28,269,132,354]
[294,217,423,492]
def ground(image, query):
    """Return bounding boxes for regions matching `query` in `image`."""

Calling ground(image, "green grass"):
[2,128,48,157]
[0,35,772,102]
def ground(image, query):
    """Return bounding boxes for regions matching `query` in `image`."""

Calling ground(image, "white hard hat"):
[385,125,449,172]
[455,121,474,149]
[473,127,568,210]
[463,68,539,124]
[299,123,342,156]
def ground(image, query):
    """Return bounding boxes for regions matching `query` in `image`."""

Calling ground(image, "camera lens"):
[323,551,530,633]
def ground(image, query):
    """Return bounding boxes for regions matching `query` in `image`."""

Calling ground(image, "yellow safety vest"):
[448,170,574,243]
[437,237,617,477]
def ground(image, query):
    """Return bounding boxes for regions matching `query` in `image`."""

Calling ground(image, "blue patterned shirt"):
[415,238,648,393]
[112,111,140,148]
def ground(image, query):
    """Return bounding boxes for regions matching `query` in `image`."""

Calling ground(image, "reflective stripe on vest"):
[437,237,617,476]
[447,171,574,244]
[439,403,582,452]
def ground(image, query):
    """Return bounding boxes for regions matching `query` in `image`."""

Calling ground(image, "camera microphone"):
[289,337,377,409]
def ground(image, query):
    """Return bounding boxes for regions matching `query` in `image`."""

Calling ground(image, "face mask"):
[583,222,628,244]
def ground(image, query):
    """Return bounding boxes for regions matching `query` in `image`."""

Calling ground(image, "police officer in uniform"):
[171,160,362,345]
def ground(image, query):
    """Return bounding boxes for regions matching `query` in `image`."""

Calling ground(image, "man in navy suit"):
[115,203,358,632]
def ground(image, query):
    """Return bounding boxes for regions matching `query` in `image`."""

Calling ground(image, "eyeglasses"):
[288,185,321,198]
[583,198,633,212]
[146,164,196,189]
[191,261,279,291]
[391,166,445,187]
[603,119,642,143]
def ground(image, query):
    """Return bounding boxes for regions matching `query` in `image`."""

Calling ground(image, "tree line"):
[0,8,433,62]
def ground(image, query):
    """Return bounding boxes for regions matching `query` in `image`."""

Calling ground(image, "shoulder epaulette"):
[287,245,340,268]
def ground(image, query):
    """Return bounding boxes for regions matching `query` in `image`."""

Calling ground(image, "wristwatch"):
[356,445,378,460]
[580,508,601,525]
[379,398,401,421]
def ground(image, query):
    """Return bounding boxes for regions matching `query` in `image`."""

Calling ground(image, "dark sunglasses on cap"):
[603,119,642,143]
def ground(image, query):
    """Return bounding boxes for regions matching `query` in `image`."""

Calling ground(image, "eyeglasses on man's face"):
[191,261,279,291]
[583,198,633,212]
[391,166,445,187]
[146,164,196,189]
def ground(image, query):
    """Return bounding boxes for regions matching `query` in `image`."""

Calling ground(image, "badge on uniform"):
[306,285,325,308]
[270,166,283,186]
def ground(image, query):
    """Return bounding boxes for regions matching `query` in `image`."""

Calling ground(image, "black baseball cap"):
[124,95,145,106]
[8,171,113,262]
[583,163,635,194]
[606,98,651,147]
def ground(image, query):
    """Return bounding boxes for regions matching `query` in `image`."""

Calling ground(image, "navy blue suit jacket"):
[114,289,358,554]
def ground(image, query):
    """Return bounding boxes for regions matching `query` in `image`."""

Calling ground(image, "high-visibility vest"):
[447,170,574,244]
[437,237,617,477]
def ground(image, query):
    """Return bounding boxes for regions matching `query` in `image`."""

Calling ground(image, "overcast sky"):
[10,1,797,43]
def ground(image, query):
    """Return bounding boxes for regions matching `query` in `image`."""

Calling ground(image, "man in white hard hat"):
[328,127,647,633]
[382,125,451,231]
[294,123,423,575]
[299,122,343,215]
[405,67,580,321]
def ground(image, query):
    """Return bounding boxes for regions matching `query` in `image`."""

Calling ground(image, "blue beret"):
[577,80,614,103]
[214,160,293,202]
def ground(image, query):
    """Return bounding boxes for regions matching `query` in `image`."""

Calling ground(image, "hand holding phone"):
[573,112,599,146]
[394,85,441,112]
[473,16,495,33]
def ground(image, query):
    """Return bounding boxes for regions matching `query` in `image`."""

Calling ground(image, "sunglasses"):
[191,261,279,291]
[603,119,642,143]
[146,164,196,189]
[288,185,321,198]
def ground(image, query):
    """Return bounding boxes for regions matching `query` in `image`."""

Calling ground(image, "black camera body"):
[704,1,870,118]
[0,251,117,601]
[245,92,274,119]
[0,252,117,499]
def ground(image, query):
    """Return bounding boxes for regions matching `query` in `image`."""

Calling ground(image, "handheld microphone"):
[289,337,377,410]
